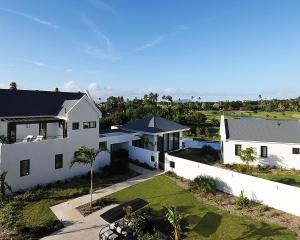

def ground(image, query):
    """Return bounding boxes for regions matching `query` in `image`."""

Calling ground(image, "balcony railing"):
[0,135,65,144]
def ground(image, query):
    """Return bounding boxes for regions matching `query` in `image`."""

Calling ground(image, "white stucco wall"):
[0,96,104,191]
[223,140,300,169]
[16,123,40,141]
[0,122,7,136]
[165,154,300,217]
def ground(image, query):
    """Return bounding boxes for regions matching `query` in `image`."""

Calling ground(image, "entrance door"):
[8,123,16,143]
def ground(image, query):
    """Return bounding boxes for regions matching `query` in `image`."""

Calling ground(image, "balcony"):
[0,117,67,144]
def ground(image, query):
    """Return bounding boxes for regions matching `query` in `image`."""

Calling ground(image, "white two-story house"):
[220,115,300,169]
[0,89,104,191]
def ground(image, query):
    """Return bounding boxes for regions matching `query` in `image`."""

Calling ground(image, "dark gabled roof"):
[225,118,300,144]
[0,89,85,117]
[121,115,189,134]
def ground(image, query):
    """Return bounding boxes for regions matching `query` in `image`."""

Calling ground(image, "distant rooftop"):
[121,115,189,134]
[0,89,84,118]
[225,118,300,144]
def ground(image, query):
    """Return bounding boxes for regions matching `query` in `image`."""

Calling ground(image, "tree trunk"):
[90,166,93,208]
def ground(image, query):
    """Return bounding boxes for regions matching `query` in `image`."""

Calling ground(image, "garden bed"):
[77,197,118,216]
[218,163,300,188]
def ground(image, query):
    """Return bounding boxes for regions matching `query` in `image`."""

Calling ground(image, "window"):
[235,144,241,156]
[293,148,300,154]
[83,121,96,129]
[132,139,144,148]
[261,146,268,158]
[26,124,30,128]
[99,141,107,150]
[72,122,79,130]
[55,154,63,169]
[20,159,30,177]
[151,156,155,162]
[170,161,175,168]
[173,132,180,150]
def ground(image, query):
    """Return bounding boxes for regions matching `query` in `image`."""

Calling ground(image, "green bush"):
[236,191,249,208]
[138,231,167,240]
[189,175,216,193]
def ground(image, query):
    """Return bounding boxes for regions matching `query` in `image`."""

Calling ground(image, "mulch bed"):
[77,197,118,216]
[166,173,300,238]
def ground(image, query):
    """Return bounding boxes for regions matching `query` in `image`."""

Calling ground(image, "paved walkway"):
[42,164,162,240]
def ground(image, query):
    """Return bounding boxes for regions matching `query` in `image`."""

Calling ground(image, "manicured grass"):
[109,175,296,240]
[0,170,139,239]
[257,173,300,188]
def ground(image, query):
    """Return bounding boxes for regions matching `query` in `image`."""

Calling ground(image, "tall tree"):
[0,171,11,200]
[9,82,17,90]
[70,146,101,207]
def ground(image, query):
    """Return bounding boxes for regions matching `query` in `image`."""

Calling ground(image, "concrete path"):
[42,164,162,240]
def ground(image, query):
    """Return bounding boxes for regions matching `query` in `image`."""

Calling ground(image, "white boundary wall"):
[165,154,300,217]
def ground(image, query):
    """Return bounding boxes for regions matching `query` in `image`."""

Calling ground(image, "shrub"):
[236,191,249,208]
[189,175,216,193]
[0,200,24,230]
[130,159,155,171]
[138,231,167,240]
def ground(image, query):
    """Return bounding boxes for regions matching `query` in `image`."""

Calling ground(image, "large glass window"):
[173,132,180,150]
[169,133,174,151]
[163,134,169,152]
[20,159,30,177]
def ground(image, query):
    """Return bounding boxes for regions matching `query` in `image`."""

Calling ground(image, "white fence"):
[165,154,300,217]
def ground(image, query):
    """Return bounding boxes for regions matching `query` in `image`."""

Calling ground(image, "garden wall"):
[165,154,300,217]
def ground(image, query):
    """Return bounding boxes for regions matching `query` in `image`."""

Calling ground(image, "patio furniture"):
[99,198,149,240]
[34,135,44,142]
[23,135,34,142]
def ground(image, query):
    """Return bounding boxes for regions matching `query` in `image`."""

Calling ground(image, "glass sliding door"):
[173,132,180,150]
[163,134,169,152]
[168,133,174,151]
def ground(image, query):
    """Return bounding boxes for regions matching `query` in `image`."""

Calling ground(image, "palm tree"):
[165,207,183,240]
[70,146,100,207]
[0,171,11,200]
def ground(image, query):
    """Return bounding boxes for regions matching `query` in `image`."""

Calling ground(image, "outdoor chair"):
[34,135,44,142]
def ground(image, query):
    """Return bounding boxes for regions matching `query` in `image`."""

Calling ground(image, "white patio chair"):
[23,135,34,142]
[34,135,44,142]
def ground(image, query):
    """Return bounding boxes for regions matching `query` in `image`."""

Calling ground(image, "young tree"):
[240,147,257,170]
[9,82,17,90]
[70,146,100,207]
[165,207,183,240]
[0,171,11,200]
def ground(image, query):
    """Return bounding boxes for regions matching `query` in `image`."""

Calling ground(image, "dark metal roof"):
[121,115,189,134]
[0,89,85,117]
[225,118,300,143]
[0,116,63,123]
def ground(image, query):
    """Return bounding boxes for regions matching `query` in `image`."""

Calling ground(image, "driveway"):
[41,164,162,240]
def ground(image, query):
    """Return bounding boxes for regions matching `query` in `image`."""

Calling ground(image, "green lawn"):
[109,175,296,240]
[0,170,139,239]
[256,173,300,188]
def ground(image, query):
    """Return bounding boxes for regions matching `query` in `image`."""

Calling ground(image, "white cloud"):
[135,36,164,52]
[61,81,81,92]
[22,59,57,69]
[64,68,73,74]
[87,0,116,14]
[0,8,59,29]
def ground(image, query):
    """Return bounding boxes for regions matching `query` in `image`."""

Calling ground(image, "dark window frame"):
[261,146,268,158]
[292,148,300,155]
[99,141,107,150]
[72,122,79,130]
[20,159,30,177]
[235,144,241,156]
[83,121,97,129]
[170,161,175,168]
[55,154,63,169]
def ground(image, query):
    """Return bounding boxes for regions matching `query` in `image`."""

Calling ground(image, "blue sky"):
[0,0,300,100]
